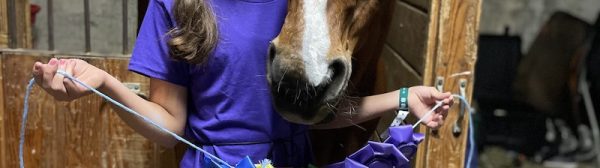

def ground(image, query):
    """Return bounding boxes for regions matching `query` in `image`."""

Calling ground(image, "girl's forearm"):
[98,73,184,147]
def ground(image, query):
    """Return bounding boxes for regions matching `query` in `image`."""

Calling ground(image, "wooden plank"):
[52,56,107,167]
[0,53,5,167]
[0,0,7,48]
[2,54,53,168]
[2,0,32,48]
[386,0,429,75]
[373,44,423,139]
[15,0,32,48]
[414,0,441,165]
[415,0,481,167]
[380,44,423,91]
[402,0,431,13]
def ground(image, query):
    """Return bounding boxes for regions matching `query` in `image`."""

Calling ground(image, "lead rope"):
[20,70,233,168]
[409,95,475,168]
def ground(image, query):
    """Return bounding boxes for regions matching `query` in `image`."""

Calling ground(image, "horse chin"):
[273,103,335,125]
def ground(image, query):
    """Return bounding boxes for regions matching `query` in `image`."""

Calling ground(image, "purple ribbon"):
[327,125,424,168]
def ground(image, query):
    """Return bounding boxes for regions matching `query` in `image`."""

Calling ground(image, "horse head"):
[267,0,387,125]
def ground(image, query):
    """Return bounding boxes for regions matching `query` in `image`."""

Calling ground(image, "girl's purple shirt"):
[128,0,311,167]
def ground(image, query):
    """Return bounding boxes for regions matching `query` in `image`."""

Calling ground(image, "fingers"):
[41,58,59,89]
[431,88,452,99]
[33,58,76,101]
[32,62,44,84]
[51,59,67,92]
[62,59,80,92]
[427,115,444,129]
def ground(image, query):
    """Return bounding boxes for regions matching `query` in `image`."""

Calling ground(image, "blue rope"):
[409,94,476,168]
[20,70,233,168]
[453,95,475,168]
[19,79,35,168]
[20,70,479,168]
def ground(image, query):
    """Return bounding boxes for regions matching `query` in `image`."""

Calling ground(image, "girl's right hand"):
[32,58,108,101]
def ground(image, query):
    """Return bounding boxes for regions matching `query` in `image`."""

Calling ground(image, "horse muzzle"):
[266,42,351,125]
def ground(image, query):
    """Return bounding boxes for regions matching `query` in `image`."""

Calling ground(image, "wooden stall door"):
[375,0,481,167]
[0,51,179,168]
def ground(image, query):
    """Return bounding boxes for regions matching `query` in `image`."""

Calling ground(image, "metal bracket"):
[453,79,468,137]
[124,82,148,99]
[124,82,142,94]
[435,77,444,91]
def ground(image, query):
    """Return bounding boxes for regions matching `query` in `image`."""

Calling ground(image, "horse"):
[266,0,395,165]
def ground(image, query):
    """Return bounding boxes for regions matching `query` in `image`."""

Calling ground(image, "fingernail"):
[49,59,57,65]
[59,59,65,65]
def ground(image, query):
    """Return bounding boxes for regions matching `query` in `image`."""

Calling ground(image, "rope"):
[20,70,479,168]
[19,70,233,168]
[453,95,475,168]
[409,94,476,168]
[19,79,35,168]
[412,101,444,129]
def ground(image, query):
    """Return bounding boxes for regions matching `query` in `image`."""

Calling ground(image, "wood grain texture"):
[0,53,179,167]
[414,0,441,165]
[56,56,108,167]
[0,0,7,48]
[415,0,481,167]
[5,0,33,48]
[14,0,32,48]
[0,52,5,167]
[2,53,52,168]
[386,0,429,75]
[0,0,32,48]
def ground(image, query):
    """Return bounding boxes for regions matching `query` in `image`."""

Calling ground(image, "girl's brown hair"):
[168,0,218,64]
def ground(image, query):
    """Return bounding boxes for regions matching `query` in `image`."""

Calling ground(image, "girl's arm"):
[33,58,187,148]
[311,86,453,129]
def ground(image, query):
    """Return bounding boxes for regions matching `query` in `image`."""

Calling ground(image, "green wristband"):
[399,87,409,111]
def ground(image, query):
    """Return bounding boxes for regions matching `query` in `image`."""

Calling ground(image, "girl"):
[32,0,453,167]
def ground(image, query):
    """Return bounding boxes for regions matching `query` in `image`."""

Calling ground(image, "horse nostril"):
[268,42,276,63]
[329,60,346,80]
[267,41,278,84]
[324,59,350,101]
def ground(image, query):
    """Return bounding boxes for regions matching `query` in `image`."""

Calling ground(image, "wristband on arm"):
[399,87,409,111]
[391,87,409,127]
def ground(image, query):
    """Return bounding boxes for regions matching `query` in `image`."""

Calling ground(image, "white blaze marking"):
[302,0,331,86]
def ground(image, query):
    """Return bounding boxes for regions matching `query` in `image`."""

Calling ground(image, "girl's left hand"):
[408,86,454,129]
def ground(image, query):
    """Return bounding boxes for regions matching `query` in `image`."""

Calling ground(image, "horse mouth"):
[269,78,338,125]
[268,62,350,125]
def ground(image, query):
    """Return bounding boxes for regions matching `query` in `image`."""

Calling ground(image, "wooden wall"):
[373,0,430,142]
[376,0,481,167]
[0,0,32,48]
[0,51,179,167]
[0,0,8,48]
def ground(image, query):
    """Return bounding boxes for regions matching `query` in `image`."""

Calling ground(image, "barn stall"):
[0,0,481,167]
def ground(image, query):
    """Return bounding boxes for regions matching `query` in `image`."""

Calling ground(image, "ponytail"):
[168,0,218,64]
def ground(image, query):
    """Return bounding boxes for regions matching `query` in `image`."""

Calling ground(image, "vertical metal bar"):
[84,0,91,52]
[47,0,54,50]
[7,0,17,48]
[122,0,128,54]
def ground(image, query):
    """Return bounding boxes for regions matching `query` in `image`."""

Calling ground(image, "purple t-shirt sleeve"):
[128,0,189,86]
